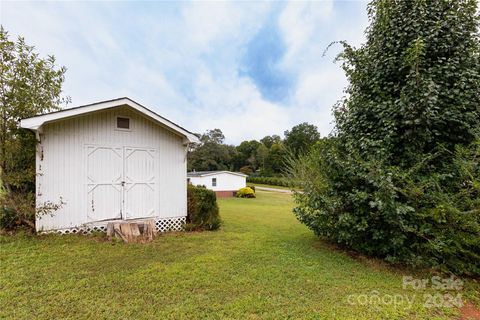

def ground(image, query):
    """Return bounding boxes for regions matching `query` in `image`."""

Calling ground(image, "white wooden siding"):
[189,172,246,192]
[36,105,187,231]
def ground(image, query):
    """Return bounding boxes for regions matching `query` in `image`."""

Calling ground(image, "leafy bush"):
[187,185,221,231]
[236,187,256,198]
[247,176,297,188]
[291,138,480,275]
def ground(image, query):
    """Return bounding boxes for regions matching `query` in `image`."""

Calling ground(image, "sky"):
[1,1,369,144]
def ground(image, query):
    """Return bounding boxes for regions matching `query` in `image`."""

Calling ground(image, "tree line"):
[187,122,320,176]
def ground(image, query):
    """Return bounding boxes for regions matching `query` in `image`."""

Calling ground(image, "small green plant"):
[236,187,256,198]
[0,206,18,230]
[187,185,221,231]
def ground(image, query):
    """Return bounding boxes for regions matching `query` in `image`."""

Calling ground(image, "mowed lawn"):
[0,191,477,319]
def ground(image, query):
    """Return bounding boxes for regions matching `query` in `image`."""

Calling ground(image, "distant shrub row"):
[186,185,221,231]
[247,176,297,188]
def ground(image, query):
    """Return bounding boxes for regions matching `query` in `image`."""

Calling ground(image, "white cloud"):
[277,0,368,137]
[1,0,369,143]
[279,1,334,68]
[181,2,262,52]
[196,82,291,142]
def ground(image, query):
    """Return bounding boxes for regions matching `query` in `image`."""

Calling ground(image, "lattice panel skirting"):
[40,225,107,235]
[155,217,186,232]
[40,216,186,235]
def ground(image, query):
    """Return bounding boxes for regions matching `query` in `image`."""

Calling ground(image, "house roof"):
[20,97,200,144]
[187,171,248,178]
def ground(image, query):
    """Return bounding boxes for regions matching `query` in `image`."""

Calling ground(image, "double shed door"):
[86,145,157,221]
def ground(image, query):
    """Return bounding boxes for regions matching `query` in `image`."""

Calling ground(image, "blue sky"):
[1,1,368,144]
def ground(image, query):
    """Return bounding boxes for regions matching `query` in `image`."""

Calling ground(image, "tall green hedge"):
[293,139,480,275]
[247,176,297,188]
[291,0,480,275]
[187,185,221,231]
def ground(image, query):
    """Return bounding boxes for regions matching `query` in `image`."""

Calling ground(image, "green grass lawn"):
[1,191,477,319]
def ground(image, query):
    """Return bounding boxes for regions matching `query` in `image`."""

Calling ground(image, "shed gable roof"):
[20,97,200,144]
[187,171,248,178]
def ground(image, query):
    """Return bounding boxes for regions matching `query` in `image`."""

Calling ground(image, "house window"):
[212,178,217,187]
[116,116,130,130]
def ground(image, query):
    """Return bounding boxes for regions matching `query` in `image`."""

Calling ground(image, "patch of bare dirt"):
[460,302,480,320]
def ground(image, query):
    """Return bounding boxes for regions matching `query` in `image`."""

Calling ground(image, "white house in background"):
[187,171,247,197]
[20,97,200,233]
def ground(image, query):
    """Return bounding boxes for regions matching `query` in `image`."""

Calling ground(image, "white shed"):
[20,97,200,233]
[187,171,247,197]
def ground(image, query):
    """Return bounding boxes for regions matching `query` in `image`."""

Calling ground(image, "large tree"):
[200,128,225,144]
[335,0,480,166]
[0,26,69,229]
[284,122,320,156]
[255,143,269,173]
[260,134,281,149]
[187,129,237,172]
[292,0,480,274]
[234,140,262,171]
[264,142,288,175]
